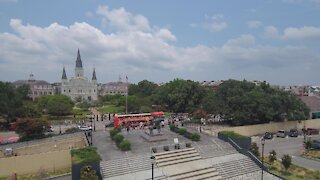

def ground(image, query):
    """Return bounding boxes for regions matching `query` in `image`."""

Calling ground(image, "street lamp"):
[261,138,265,180]
[150,155,155,180]
[59,121,61,134]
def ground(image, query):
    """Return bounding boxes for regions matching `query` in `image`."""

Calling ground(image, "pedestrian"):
[161,121,165,128]
[127,126,130,133]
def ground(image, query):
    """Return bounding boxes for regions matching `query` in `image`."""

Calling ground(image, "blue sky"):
[1,0,320,85]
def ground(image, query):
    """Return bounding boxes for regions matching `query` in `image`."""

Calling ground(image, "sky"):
[1,0,320,85]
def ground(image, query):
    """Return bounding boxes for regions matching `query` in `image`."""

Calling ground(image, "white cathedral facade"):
[61,49,98,101]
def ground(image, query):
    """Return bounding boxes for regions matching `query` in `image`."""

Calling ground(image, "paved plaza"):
[90,120,280,180]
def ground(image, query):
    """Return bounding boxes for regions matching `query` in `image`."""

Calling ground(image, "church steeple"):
[75,49,84,77]
[62,67,67,80]
[76,49,83,68]
[92,68,97,81]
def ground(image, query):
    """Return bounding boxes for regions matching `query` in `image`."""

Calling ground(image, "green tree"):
[15,118,49,140]
[37,95,74,116]
[154,79,206,113]
[128,80,158,97]
[80,165,98,180]
[0,82,31,124]
[250,142,260,157]
[269,150,277,164]
[281,154,292,171]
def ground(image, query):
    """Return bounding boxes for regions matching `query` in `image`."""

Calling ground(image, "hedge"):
[219,131,248,140]
[71,147,101,164]
[119,140,131,151]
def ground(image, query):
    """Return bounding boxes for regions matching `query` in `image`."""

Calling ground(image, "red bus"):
[113,112,165,128]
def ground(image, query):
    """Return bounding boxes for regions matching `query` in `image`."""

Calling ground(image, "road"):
[252,135,320,170]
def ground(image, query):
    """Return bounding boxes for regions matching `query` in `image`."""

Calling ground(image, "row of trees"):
[99,79,309,126]
[0,82,75,126]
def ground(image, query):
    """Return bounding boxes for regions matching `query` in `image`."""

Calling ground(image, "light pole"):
[261,138,265,180]
[59,121,61,134]
[150,155,155,180]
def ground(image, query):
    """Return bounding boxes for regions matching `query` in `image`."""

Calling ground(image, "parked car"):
[311,139,320,149]
[289,128,299,137]
[264,132,273,139]
[78,125,92,131]
[306,128,319,135]
[47,125,54,132]
[276,130,286,138]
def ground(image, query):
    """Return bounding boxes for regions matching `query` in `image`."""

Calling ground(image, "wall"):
[0,150,71,177]
[213,119,320,136]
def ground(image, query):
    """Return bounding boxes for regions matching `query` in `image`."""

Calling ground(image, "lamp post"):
[261,138,265,180]
[59,121,61,134]
[150,155,155,180]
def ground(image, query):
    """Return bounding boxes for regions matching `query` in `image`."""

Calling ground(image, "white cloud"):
[247,20,262,29]
[263,26,279,39]
[211,14,224,20]
[204,22,227,32]
[155,28,176,41]
[225,34,256,47]
[96,5,151,32]
[283,26,320,40]
[1,7,319,85]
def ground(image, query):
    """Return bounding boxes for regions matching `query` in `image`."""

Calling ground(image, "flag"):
[126,75,128,82]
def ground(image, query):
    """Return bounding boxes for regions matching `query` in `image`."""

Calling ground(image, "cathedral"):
[61,49,98,101]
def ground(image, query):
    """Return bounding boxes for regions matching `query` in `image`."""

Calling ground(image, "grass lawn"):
[98,105,125,113]
[301,150,320,160]
[0,167,71,180]
[266,158,320,179]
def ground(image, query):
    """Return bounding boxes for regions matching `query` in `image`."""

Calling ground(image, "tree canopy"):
[0,82,33,124]
[210,80,309,125]
[37,95,74,116]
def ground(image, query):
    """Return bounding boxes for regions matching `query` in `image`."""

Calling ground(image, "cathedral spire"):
[76,49,83,68]
[62,66,67,79]
[92,68,97,81]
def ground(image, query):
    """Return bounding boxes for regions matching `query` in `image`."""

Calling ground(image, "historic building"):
[61,49,98,101]
[13,73,56,101]
[100,81,129,96]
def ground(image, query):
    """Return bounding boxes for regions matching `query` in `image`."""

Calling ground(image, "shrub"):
[220,131,248,140]
[178,128,187,135]
[152,147,157,153]
[71,147,101,164]
[80,165,98,180]
[119,140,131,151]
[65,127,80,134]
[269,150,277,164]
[250,143,260,157]
[163,145,169,151]
[191,133,200,141]
[169,124,175,131]
[110,128,121,139]
[186,142,192,148]
[113,134,124,144]
[281,154,292,171]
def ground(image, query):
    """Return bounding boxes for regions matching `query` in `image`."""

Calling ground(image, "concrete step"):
[169,167,218,180]
[183,172,220,180]
[157,153,200,164]
[156,150,198,160]
[154,147,196,157]
[157,156,202,167]
[168,167,214,178]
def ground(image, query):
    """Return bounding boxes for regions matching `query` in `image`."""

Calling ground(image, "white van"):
[276,130,286,138]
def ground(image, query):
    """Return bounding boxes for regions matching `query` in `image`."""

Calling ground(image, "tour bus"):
[113,112,165,128]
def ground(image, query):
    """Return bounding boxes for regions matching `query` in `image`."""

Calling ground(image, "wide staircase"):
[213,157,261,179]
[153,147,222,180]
[154,147,201,167]
[100,154,152,178]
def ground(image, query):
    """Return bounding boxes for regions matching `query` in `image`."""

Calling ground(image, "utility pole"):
[126,75,128,114]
